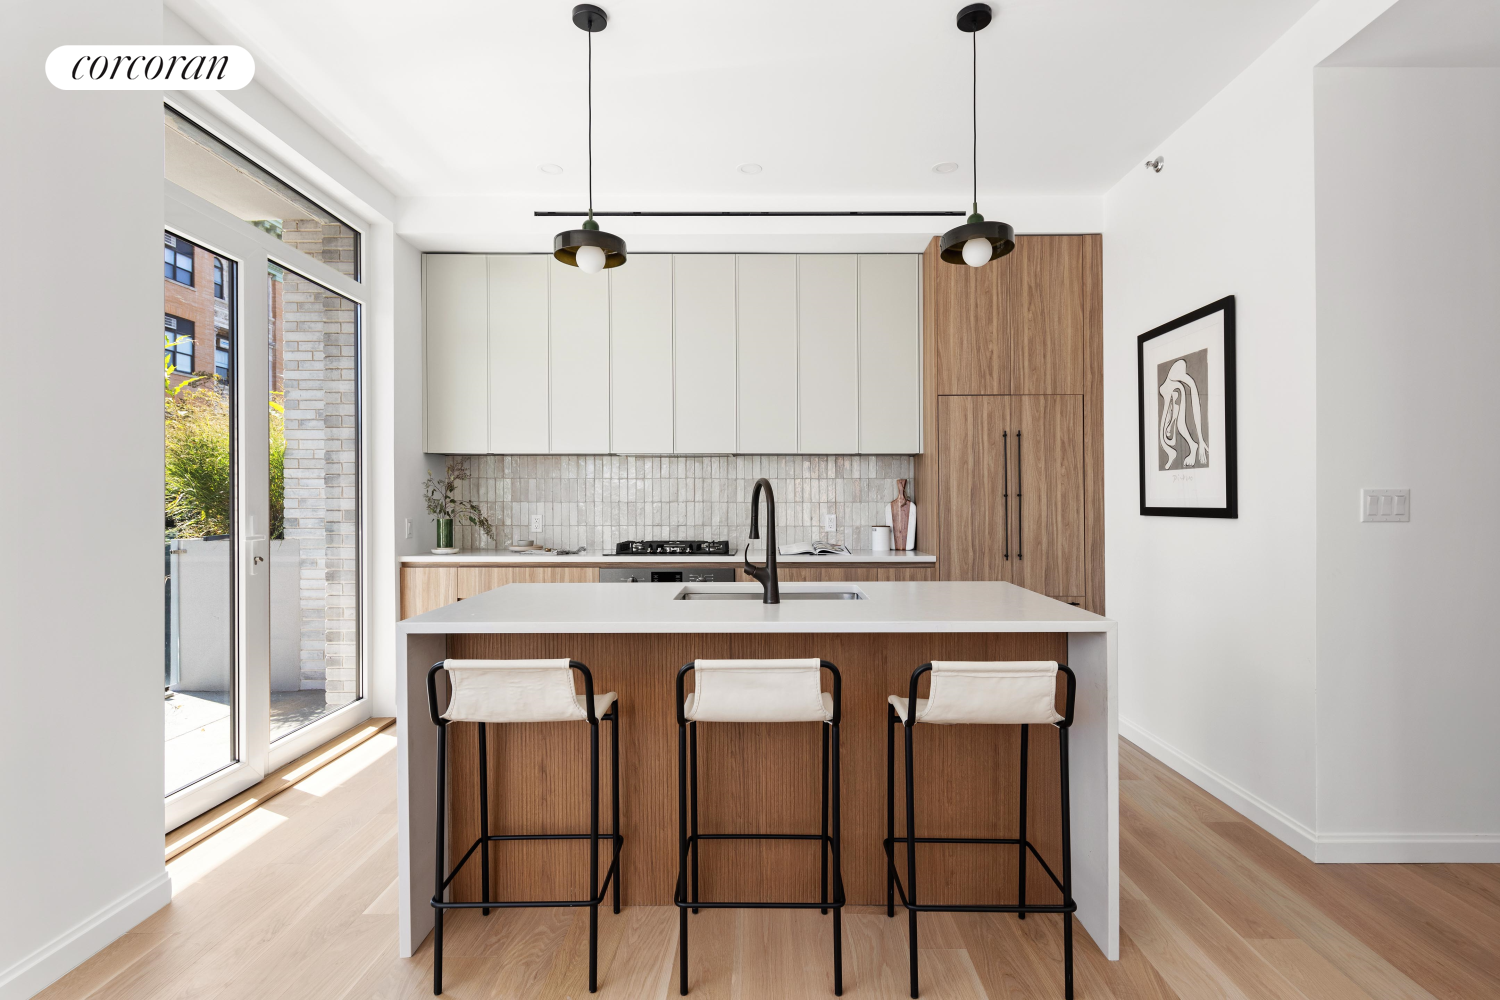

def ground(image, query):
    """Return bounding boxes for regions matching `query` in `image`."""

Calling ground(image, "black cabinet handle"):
[1001,430,1010,560]
[1015,430,1023,561]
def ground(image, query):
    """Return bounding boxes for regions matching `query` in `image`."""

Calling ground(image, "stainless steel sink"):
[674,585,866,601]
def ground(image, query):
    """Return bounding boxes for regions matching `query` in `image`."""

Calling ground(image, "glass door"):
[164,181,366,831]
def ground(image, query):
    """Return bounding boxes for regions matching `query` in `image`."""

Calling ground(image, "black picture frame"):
[1137,295,1238,518]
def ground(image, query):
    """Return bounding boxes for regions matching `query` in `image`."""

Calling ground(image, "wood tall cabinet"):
[916,235,1104,613]
[937,395,1086,605]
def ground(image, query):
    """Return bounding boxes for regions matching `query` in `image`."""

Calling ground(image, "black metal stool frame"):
[427,660,623,996]
[884,662,1078,999]
[674,660,846,996]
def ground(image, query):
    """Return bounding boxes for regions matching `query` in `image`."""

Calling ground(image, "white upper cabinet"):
[609,254,674,453]
[424,251,920,455]
[425,254,487,453]
[672,254,737,454]
[486,255,549,453]
[858,255,922,453]
[548,259,611,453]
[736,254,798,454]
[797,254,860,453]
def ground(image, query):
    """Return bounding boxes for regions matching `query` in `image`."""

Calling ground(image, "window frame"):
[164,313,195,374]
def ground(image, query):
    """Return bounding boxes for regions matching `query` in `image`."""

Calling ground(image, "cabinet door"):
[400,567,458,619]
[673,254,737,453]
[930,247,1018,396]
[487,255,549,453]
[798,254,859,453]
[549,258,611,453]
[424,254,487,453]
[1010,395,1086,602]
[736,254,798,453]
[937,395,1014,582]
[610,254,674,452]
[1013,236,1098,395]
[858,254,921,452]
[457,566,598,598]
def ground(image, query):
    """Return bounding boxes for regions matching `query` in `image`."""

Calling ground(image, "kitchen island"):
[394,580,1118,962]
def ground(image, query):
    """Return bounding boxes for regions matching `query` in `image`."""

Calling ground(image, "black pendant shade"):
[940,3,1014,268]
[554,4,626,270]
[939,215,1015,265]
[554,220,627,269]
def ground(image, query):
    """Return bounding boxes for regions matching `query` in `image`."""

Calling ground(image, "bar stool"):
[885,660,1077,999]
[675,658,845,996]
[426,659,622,996]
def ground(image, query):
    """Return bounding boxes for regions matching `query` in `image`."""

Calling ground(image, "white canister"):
[870,525,892,552]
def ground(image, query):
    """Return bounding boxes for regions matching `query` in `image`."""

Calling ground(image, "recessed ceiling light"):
[738,163,763,175]
[539,163,564,174]
[932,162,959,174]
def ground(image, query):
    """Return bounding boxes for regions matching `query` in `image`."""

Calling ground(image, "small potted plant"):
[424,459,496,553]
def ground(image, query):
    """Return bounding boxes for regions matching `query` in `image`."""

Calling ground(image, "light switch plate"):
[530,513,544,534]
[404,518,412,539]
[1360,489,1410,522]
[823,514,837,532]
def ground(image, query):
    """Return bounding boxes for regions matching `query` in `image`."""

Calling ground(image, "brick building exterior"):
[163,231,230,386]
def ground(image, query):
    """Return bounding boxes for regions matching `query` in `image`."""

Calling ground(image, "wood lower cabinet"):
[937,394,1086,606]
[779,566,936,582]
[400,566,598,619]
[400,567,458,620]
[457,566,596,598]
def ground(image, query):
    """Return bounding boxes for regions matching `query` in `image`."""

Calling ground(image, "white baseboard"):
[1121,719,1500,863]
[1119,717,1319,860]
[0,870,171,1000]
[1315,833,1500,863]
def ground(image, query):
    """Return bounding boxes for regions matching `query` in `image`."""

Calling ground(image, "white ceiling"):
[179,0,1322,218]
[1323,0,1500,67]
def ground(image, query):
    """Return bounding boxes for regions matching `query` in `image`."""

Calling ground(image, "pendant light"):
[939,3,1015,268]
[554,4,626,272]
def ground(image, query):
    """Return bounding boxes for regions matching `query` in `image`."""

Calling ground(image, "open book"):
[777,541,851,556]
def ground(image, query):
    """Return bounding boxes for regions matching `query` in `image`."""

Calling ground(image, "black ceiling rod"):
[535,210,967,217]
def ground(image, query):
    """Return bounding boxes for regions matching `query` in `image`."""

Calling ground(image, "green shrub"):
[164,381,285,540]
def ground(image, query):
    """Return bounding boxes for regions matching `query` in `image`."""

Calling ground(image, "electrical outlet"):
[1360,489,1410,522]
[530,513,544,534]
[823,514,837,532]
[404,518,412,539]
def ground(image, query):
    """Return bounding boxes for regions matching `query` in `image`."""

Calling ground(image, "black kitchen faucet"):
[743,478,780,604]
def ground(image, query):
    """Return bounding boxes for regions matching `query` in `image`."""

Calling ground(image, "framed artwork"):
[1138,295,1238,517]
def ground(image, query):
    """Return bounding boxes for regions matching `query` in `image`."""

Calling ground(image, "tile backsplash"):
[446,454,918,554]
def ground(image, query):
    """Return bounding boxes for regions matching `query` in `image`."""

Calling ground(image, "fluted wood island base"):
[396,582,1118,964]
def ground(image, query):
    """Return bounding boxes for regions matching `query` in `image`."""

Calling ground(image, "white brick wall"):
[279,274,359,705]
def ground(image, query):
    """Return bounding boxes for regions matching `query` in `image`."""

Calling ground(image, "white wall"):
[1101,0,1398,856]
[1313,67,1500,859]
[0,2,172,997]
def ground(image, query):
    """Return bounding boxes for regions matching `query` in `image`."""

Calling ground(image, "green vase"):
[435,518,453,549]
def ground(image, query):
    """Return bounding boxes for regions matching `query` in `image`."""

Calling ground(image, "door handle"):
[1001,431,1010,561]
[1015,430,1023,561]
[245,533,268,576]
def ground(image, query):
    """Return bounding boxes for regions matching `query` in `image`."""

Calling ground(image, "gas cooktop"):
[610,540,733,556]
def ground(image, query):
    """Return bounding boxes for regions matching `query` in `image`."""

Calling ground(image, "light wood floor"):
[39,733,1500,1000]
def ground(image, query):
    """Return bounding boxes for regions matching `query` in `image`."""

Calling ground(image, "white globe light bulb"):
[962,236,992,268]
[575,244,606,273]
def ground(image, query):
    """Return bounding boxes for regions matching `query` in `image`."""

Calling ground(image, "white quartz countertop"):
[400,548,936,566]
[396,580,1112,634]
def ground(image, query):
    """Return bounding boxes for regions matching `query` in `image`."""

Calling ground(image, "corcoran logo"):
[46,45,254,90]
